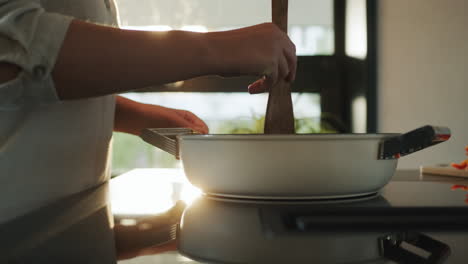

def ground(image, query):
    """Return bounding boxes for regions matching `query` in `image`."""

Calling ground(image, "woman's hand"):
[206,23,297,94]
[114,96,208,136]
[140,104,209,134]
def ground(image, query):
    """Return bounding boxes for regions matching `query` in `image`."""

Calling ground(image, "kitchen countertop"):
[393,169,468,183]
[111,169,468,219]
[115,169,468,264]
[2,169,468,263]
[0,182,117,263]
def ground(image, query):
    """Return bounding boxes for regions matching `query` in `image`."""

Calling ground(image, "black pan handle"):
[378,125,451,160]
[380,232,451,264]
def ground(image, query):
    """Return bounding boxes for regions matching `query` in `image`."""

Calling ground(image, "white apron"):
[0,0,117,224]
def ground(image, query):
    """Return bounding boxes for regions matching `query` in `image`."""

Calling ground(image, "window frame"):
[128,0,378,133]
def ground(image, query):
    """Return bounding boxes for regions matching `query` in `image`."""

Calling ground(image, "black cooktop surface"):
[202,180,468,233]
[186,180,468,264]
[251,181,468,232]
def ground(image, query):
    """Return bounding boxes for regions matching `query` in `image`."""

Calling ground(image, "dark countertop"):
[115,169,468,264]
[0,182,117,263]
[2,169,468,264]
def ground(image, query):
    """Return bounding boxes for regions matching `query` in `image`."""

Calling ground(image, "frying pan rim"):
[179,133,401,141]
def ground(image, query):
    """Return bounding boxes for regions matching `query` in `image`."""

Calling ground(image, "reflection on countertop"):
[3,169,468,263]
[0,182,117,263]
[112,169,202,264]
[116,169,468,264]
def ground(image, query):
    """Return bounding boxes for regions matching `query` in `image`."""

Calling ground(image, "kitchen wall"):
[378,0,468,169]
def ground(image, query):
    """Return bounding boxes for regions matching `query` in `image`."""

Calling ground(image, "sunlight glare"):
[121,25,173,31]
[181,25,208,33]
[110,168,201,216]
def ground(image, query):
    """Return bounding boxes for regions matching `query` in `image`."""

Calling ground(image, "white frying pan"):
[140,125,451,199]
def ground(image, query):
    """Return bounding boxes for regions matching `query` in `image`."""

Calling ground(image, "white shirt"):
[0,0,118,224]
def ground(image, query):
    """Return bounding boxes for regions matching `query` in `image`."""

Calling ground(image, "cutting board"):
[420,164,468,178]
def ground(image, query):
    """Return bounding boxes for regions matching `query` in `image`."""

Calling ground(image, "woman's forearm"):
[52,20,296,100]
[53,20,218,100]
[114,96,144,135]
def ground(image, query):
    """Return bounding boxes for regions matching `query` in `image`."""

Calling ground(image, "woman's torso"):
[0,0,118,224]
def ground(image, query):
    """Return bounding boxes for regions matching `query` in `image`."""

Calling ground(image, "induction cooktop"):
[179,181,468,264]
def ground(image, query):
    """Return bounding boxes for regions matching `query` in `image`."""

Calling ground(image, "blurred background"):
[111,0,468,175]
[111,1,468,263]
[112,0,371,175]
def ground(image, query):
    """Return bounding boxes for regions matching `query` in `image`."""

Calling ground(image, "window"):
[116,0,334,55]
[112,0,377,175]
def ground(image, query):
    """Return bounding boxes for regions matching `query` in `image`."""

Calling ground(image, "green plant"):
[217,114,338,134]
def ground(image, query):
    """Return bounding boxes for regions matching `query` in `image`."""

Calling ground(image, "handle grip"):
[379,125,451,160]
[272,0,289,33]
[264,0,295,134]
[140,128,197,159]
[380,232,451,264]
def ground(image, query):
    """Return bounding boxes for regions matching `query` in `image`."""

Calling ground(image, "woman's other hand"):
[142,104,208,134]
[114,96,208,136]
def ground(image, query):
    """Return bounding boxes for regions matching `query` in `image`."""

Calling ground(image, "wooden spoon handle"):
[264,0,295,134]
[272,0,289,32]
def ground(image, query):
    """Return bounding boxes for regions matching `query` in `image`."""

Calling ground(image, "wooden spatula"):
[264,0,295,134]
